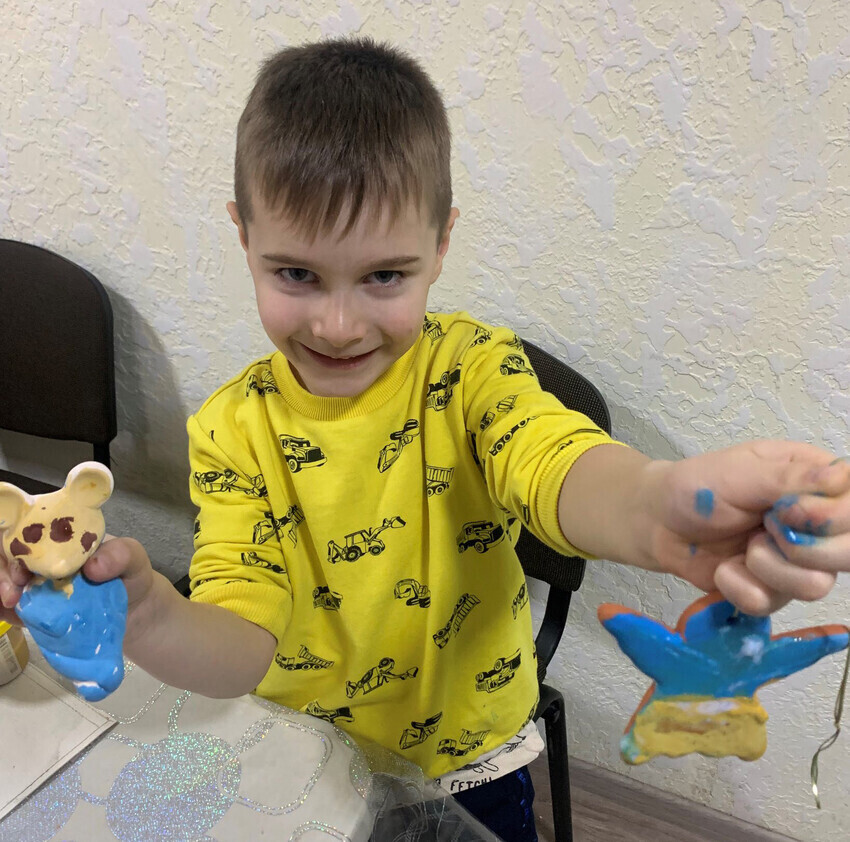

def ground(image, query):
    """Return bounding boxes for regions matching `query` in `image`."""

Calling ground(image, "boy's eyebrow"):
[260,252,422,270]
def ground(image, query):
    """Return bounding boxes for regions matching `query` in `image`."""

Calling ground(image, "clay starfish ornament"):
[598,592,849,765]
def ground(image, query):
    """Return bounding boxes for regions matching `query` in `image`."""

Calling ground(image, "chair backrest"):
[515,339,612,681]
[0,239,117,460]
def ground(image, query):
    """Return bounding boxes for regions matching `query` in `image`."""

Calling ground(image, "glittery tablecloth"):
[0,653,375,842]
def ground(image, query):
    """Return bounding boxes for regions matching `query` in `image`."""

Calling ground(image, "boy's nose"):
[310,293,366,349]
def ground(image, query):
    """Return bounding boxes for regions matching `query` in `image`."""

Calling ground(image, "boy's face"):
[229,195,458,398]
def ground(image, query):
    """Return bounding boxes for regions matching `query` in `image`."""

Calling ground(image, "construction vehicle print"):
[241,551,287,576]
[345,657,419,698]
[304,701,354,724]
[437,728,490,757]
[312,585,343,610]
[433,593,481,649]
[496,394,518,413]
[507,334,525,351]
[470,326,492,346]
[425,465,454,496]
[423,314,444,341]
[499,354,535,377]
[193,518,200,538]
[252,505,305,545]
[245,369,279,397]
[425,365,462,411]
[399,712,443,750]
[378,419,420,473]
[488,416,538,456]
[327,516,406,564]
[475,649,522,693]
[479,410,495,431]
[456,520,505,554]
[466,431,483,471]
[193,469,267,498]
[512,583,528,618]
[521,503,531,524]
[394,578,431,607]
[275,645,334,671]
[278,434,327,473]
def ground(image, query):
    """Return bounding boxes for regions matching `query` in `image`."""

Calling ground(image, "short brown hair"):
[234,37,452,240]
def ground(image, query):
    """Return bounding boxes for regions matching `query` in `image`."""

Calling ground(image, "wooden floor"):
[528,753,797,842]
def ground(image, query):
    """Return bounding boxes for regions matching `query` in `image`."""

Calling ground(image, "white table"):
[0,654,375,841]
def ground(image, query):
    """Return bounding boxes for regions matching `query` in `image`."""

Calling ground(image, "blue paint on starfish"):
[694,488,714,518]
[600,596,848,700]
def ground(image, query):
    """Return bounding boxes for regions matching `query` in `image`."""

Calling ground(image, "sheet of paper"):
[0,663,115,820]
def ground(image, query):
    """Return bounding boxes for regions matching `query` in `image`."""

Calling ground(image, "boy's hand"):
[648,441,850,615]
[0,535,155,629]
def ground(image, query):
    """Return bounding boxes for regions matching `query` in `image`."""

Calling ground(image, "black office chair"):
[0,239,117,493]
[518,339,612,842]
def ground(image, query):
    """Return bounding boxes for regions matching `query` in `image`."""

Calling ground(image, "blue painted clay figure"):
[599,592,849,764]
[0,462,127,701]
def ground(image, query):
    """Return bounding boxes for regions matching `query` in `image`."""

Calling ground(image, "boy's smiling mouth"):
[300,344,377,369]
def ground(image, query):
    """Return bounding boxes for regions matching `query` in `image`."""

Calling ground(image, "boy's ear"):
[0,484,28,529]
[65,462,114,509]
[227,201,249,252]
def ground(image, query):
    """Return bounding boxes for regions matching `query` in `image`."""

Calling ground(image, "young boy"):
[3,37,850,842]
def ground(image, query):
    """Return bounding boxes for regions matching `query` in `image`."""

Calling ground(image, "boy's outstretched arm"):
[83,538,276,698]
[558,441,850,614]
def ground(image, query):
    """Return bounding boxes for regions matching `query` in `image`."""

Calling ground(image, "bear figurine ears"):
[0,462,114,579]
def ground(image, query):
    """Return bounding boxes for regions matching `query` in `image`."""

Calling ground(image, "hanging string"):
[810,630,850,809]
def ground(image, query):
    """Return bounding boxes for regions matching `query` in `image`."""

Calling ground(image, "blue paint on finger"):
[695,488,714,518]
[689,544,698,557]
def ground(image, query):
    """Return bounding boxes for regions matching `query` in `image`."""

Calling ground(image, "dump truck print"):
[425,465,454,496]
[456,520,505,553]
[278,434,327,472]
[327,516,406,563]
[275,645,334,671]
[475,649,522,693]
[399,712,443,750]
[252,505,305,545]
[437,728,490,757]
[345,657,419,698]
[245,370,279,396]
[304,701,354,724]
[241,551,286,576]
[312,585,342,610]
[433,593,481,648]
[394,578,431,607]
[193,469,267,497]
[488,416,538,456]
[378,419,420,473]
[425,365,462,411]
[499,354,535,377]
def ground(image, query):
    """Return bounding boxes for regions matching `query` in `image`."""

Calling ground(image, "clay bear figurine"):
[0,462,127,701]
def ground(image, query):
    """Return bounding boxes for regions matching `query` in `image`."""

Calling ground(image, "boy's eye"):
[369,270,402,285]
[277,267,315,283]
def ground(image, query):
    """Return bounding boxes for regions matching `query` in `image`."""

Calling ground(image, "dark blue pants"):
[453,766,538,842]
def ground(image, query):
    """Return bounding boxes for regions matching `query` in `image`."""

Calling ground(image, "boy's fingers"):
[745,532,837,602]
[713,556,788,616]
[83,538,135,582]
[763,513,850,572]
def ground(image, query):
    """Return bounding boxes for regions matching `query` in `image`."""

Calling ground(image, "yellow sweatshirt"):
[187,312,614,778]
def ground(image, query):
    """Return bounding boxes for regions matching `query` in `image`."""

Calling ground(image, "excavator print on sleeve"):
[252,505,304,546]
[193,469,267,498]
[395,578,431,607]
[345,657,419,698]
[327,516,406,564]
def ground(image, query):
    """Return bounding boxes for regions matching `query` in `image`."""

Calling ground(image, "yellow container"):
[0,620,29,685]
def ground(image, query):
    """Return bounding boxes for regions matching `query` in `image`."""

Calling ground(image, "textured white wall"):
[2,2,849,838]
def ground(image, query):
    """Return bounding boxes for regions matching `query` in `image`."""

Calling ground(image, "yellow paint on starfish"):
[627,695,769,765]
